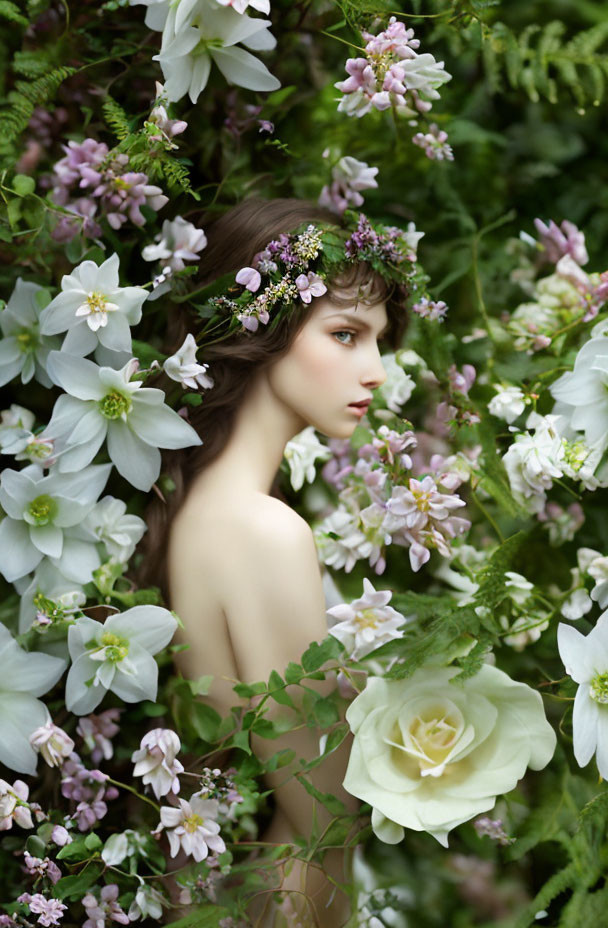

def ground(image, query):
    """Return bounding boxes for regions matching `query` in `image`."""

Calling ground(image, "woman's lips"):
[347,402,370,417]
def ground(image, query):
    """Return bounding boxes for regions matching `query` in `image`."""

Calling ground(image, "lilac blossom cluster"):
[344,213,411,265]
[315,425,471,573]
[335,17,451,119]
[227,225,327,332]
[16,894,67,927]
[412,123,454,161]
[50,138,167,242]
[412,296,448,321]
[60,753,119,831]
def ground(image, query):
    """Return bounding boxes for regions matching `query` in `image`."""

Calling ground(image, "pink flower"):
[131,728,184,799]
[235,266,262,292]
[533,218,589,266]
[155,795,226,862]
[30,721,75,768]
[0,778,34,830]
[77,709,121,763]
[51,824,72,846]
[25,894,67,927]
[23,851,61,884]
[295,272,327,303]
[82,885,129,928]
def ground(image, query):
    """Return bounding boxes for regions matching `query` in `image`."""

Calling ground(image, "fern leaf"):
[2,66,76,142]
[0,1,29,26]
[102,95,131,141]
[515,862,579,928]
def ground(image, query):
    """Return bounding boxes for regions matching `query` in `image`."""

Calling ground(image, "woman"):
[138,198,409,925]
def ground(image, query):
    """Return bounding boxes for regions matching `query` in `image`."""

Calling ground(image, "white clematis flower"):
[154,0,280,103]
[0,624,66,774]
[502,413,565,513]
[558,614,608,778]
[65,606,178,714]
[16,559,85,635]
[0,405,36,454]
[549,335,608,447]
[378,354,415,413]
[43,352,201,491]
[284,426,331,491]
[0,462,111,583]
[156,794,225,861]
[163,334,214,390]
[327,577,411,659]
[82,496,147,563]
[0,279,59,388]
[142,216,207,271]
[39,254,148,361]
[488,385,526,424]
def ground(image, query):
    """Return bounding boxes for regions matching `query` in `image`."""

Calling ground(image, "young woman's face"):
[265,292,389,439]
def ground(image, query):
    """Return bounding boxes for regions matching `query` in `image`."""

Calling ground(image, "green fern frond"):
[483,19,608,106]
[0,1,29,27]
[102,95,132,141]
[2,66,76,142]
[515,861,579,928]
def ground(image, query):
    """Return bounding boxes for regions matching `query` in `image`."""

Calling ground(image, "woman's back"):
[167,467,328,716]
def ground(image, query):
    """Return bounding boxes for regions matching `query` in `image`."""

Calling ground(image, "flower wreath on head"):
[188,210,424,347]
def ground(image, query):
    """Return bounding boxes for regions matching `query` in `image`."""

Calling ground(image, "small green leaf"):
[229,729,251,754]
[84,833,102,851]
[295,775,346,816]
[11,174,36,196]
[53,861,104,900]
[284,661,303,684]
[301,636,343,672]
[268,669,295,707]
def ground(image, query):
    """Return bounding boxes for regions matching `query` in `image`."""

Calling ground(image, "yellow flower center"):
[355,608,378,630]
[411,488,432,511]
[184,813,204,833]
[99,631,129,663]
[86,292,109,313]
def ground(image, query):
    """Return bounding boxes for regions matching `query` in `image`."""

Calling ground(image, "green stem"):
[105,776,160,812]
[470,489,505,542]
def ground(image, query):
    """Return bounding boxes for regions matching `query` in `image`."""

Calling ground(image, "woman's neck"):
[193,372,307,496]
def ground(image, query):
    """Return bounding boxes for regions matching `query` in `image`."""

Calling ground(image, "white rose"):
[343,664,556,846]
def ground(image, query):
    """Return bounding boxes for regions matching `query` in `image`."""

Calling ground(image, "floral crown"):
[190,211,420,346]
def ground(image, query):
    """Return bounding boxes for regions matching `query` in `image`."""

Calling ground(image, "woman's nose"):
[362,346,387,390]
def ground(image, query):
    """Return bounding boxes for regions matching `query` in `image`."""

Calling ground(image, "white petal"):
[65,652,106,715]
[30,523,63,558]
[111,644,159,703]
[211,45,280,91]
[107,421,161,490]
[0,517,42,581]
[52,536,100,584]
[129,400,202,450]
[60,323,98,357]
[0,693,50,774]
[46,352,105,400]
[97,313,133,353]
[572,686,599,767]
[106,606,177,653]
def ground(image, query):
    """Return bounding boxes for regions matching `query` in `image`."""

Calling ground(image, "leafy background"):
[2,0,608,925]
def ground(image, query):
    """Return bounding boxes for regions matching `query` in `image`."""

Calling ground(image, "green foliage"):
[2,65,76,141]
[483,20,608,105]
[0,2,29,27]
[102,94,132,141]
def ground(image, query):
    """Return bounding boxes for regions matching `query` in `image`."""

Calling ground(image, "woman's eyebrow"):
[326,311,390,337]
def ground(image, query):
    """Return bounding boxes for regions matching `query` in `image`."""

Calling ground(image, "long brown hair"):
[134,198,409,600]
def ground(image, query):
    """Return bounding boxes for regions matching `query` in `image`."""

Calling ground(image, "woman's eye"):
[333,330,357,345]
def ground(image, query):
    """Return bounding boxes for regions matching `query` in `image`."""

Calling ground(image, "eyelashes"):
[332,330,358,345]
